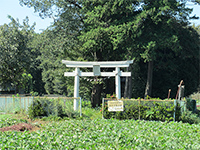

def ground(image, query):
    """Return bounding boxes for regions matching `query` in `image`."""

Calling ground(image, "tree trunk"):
[15,84,19,94]
[128,66,132,99]
[91,50,103,108]
[144,61,153,98]
[124,66,132,99]
[124,68,129,98]
[91,83,103,108]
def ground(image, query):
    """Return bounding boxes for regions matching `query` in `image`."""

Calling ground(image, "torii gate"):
[62,60,133,110]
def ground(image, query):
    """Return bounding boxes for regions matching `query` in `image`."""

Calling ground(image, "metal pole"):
[24,98,26,110]
[80,97,82,117]
[174,99,176,122]
[139,99,141,120]
[168,89,171,100]
[5,97,7,112]
[13,97,15,110]
[20,97,21,110]
[28,97,29,106]
[175,80,183,100]
[102,98,104,119]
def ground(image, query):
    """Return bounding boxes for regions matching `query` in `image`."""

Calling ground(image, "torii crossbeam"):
[62,60,133,110]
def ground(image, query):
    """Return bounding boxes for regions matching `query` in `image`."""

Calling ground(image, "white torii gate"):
[62,60,133,110]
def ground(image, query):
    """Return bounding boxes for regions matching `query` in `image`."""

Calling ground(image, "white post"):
[115,67,121,99]
[74,67,80,110]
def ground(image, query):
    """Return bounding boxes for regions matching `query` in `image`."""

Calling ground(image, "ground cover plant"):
[1,97,200,149]
[0,116,28,128]
[0,117,200,149]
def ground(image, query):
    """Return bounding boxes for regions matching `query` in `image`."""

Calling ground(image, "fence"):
[102,98,186,121]
[0,96,34,113]
[0,96,82,117]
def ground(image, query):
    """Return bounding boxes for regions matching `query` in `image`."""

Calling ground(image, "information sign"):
[108,100,124,112]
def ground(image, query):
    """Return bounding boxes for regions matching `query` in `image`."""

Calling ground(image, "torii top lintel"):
[62,60,133,68]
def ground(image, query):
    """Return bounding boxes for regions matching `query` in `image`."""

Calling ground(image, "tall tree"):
[19,0,138,103]
[131,23,200,99]
[79,0,142,106]
[19,0,200,101]
[19,0,84,95]
[0,16,35,93]
[133,0,193,97]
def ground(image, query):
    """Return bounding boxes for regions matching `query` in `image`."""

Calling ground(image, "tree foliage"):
[19,0,84,95]
[18,0,200,100]
[132,23,200,99]
[0,16,35,93]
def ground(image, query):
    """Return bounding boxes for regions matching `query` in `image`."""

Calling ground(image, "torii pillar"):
[62,60,133,110]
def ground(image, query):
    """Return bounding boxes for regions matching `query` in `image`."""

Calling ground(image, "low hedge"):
[103,100,181,122]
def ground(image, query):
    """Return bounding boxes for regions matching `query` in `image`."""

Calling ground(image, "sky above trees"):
[0,0,199,33]
[0,0,53,33]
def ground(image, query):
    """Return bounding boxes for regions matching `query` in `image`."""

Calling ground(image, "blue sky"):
[0,1,200,33]
[0,0,53,33]
[186,1,200,25]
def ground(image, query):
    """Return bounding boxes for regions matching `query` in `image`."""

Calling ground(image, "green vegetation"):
[0,114,13,120]
[0,16,38,93]
[190,92,200,102]
[103,100,176,121]
[27,97,77,119]
[0,118,27,128]
[1,1,200,147]
[1,0,196,102]
[27,98,101,120]
[0,98,200,149]
[0,118,200,149]
[103,98,200,123]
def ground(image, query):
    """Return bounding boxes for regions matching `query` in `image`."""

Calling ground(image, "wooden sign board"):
[108,100,124,112]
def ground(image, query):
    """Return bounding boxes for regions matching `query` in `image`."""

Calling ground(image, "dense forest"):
[0,0,200,106]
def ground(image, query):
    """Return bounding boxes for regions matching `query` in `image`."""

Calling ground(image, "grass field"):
[0,114,200,149]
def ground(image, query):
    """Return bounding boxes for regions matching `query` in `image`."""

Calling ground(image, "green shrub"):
[177,98,200,124]
[28,99,47,118]
[27,98,79,119]
[186,98,197,113]
[103,99,200,124]
[103,100,176,122]
[180,109,200,124]
[82,100,92,108]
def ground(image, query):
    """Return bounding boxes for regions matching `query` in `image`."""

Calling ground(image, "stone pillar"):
[115,67,121,99]
[74,67,80,110]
